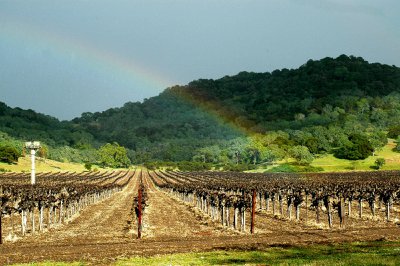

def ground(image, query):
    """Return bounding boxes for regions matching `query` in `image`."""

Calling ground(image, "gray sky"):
[1,0,400,120]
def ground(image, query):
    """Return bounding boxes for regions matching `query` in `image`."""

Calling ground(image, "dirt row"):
[1,170,400,265]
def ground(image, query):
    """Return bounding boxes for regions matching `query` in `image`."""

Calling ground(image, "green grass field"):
[12,241,400,266]
[311,139,400,172]
[252,139,400,173]
[0,156,135,173]
[117,242,400,266]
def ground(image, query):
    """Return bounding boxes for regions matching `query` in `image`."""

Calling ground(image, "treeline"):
[0,102,96,148]
[1,55,400,169]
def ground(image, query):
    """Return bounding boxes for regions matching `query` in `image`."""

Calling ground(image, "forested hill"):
[0,102,95,147]
[71,92,241,162]
[2,55,400,164]
[74,54,400,136]
[166,55,400,131]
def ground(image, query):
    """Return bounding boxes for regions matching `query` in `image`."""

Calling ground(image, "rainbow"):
[168,86,255,136]
[1,18,254,136]
[0,18,174,96]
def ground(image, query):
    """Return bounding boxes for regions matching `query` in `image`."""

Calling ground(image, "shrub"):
[0,145,20,164]
[267,163,323,173]
[301,165,324,172]
[267,164,297,173]
[84,162,92,171]
[177,161,212,171]
[224,163,256,172]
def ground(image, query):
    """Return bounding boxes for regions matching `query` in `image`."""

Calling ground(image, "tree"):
[262,145,285,164]
[305,137,319,154]
[395,137,400,152]
[334,133,374,160]
[388,125,400,139]
[193,145,221,163]
[307,126,331,153]
[374,158,385,170]
[0,145,20,164]
[98,142,131,168]
[368,130,388,156]
[262,132,279,146]
[290,130,312,146]
[245,135,266,165]
[290,145,314,165]
[226,137,249,165]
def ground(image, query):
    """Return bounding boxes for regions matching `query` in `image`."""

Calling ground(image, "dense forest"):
[1,55,400,169]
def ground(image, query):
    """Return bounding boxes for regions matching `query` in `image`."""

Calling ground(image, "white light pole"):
[25,141,41,185]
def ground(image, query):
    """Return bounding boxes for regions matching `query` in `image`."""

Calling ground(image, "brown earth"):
[1,170,400,265]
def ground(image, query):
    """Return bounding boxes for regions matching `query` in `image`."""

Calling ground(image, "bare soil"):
[1,171,400,265]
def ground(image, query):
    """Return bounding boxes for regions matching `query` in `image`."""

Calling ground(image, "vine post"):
[137,186,142,239]
[0,194,2,244]
[0,211,2,244]
[251,189,256,234]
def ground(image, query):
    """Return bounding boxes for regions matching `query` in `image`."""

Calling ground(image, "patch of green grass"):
[0,156,88,173]
[116,241,400,266]
[311,140,400,172]
[248,141,400,173]
[9,241,400,266]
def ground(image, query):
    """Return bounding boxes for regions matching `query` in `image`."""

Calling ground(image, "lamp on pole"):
[25,141,41,185]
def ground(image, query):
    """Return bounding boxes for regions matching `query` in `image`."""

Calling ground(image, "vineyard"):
[150,170,400,230]
[1,170,400,264]
[0,170,135,243]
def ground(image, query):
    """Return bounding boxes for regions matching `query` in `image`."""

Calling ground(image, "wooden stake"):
[0,212,2,244]
[251,189,256,234]
[137,187,142,239]
[234,207,238,230]
[305,193,308,223]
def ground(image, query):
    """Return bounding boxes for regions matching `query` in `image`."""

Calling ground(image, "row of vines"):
[149,170,400,233]
[131,170,147,239]
[0,170,135,243]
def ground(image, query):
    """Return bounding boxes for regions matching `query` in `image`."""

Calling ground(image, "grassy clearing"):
[257,140,400,173]
[312,139,400,172]
[0,156,87,173]
[12,241,400,266]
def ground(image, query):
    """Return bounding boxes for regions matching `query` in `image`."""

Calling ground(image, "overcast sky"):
[1,0,400,120]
